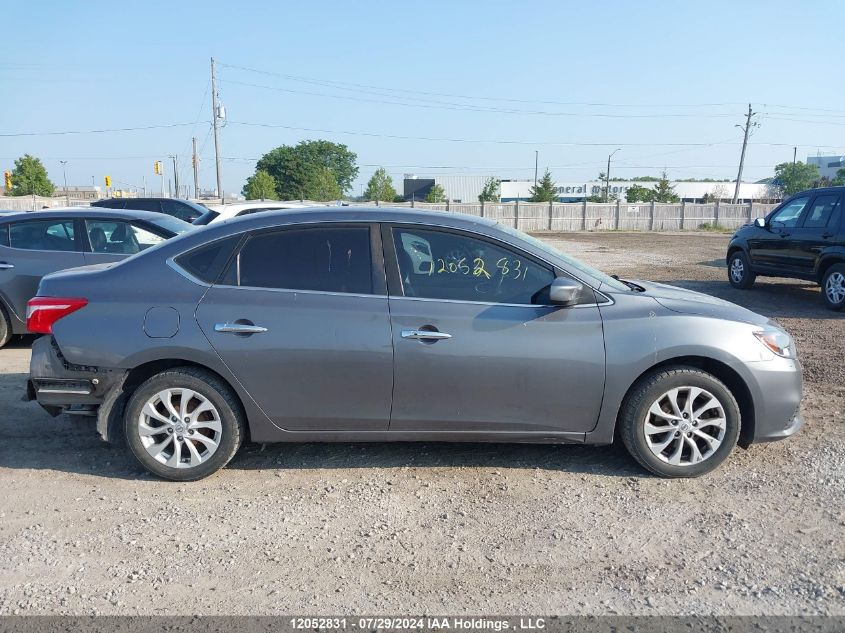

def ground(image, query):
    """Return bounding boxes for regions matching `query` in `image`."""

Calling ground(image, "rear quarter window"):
[175,236,241,283]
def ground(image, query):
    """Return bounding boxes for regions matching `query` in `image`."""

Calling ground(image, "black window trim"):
[382,222,604,308]
[199,222,386,297]
[4,217,84,253]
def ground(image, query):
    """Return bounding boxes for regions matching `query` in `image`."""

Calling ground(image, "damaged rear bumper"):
[25,335,128,442]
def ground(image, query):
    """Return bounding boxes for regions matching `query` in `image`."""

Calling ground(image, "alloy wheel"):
[825,272,845,305]
[730,257,745,284]
[138,388,223,469]
[643,386,726,466]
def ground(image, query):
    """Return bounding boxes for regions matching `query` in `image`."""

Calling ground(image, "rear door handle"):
[214,323,268,334]
[0,262,13,270]
[401,329,452,341]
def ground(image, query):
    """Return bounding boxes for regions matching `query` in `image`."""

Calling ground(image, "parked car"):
[727,186,845,310]
[0,208,192,348]
[193,201,312,225]
[92,197,210,223]
[26,208,802,481]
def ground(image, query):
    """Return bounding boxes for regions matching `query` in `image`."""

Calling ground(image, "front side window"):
[770,196,810,228]
[392,227,555,304]
[235,226,372,294]
[802,195,841,229]
[9,220,76,251]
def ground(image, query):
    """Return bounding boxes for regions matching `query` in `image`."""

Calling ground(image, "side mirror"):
[754,217,766,228]
[549,277,584,306]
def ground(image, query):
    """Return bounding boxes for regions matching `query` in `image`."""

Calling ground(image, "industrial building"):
[807,155,845,180]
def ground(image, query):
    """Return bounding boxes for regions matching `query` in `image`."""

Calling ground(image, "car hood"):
[631,280,769,326]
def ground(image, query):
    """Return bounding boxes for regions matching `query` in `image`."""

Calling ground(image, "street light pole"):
[606,148,621,202]
[60,161,69,206]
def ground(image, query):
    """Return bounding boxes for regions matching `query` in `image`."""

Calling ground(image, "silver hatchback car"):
[26,208,803,480]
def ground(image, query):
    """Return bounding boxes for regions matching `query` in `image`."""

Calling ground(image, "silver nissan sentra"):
[25,207,803,481]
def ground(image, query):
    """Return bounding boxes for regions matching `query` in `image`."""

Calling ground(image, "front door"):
[81,219,171,265]
[0,219,84,323]
[386,225,606,434]
[195,223,394,432]
[748,194,811,271]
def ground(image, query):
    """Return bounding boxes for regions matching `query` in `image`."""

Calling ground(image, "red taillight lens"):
[26,297,88,334]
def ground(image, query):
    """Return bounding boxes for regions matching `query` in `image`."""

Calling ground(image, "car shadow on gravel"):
[666,278,839,320]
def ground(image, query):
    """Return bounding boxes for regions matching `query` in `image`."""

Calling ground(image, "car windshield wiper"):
[611,275,645,291]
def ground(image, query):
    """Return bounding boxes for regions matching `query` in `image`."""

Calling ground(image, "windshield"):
[497,223,630,292]
[149,215,194,235]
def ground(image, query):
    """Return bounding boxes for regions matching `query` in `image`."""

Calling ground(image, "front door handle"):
[0,262,13,270]
[401,329,452,341]
[214,323,268,335]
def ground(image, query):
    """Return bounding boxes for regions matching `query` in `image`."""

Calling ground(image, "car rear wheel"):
[727,250,755,289]
[0,304,12,349]
[821,264,845,311]
[124,367,245,481]
[619,366,740,478]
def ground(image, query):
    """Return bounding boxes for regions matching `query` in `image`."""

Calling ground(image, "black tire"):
[124,367,245,481]
[619,366,741,478]
[0,303,12,350]
[727,250,756,289]
[821,263,845,311]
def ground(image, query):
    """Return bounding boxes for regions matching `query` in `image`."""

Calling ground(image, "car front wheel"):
[727,250,755,289]
[619,367,741,478]
[124,367,245,481]
[821,264,845,311]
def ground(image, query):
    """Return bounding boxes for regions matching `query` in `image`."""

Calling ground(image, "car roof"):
[211,201,311,212]
[0,208,176,223]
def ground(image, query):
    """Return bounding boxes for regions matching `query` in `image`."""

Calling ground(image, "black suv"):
[726,186,845,310]
[92,197,209,223]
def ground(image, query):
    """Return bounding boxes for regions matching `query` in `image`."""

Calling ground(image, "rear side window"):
[235,226,372,294]
[126,199,162,213]
[9,220,76,251]
[175,236,241,284]
[803,195,841,229]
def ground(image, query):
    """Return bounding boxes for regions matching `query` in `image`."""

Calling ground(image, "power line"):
[0,122,204,137]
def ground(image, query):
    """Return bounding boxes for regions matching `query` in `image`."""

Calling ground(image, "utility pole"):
[605,148,620,202]
[211,57,224,204]
[192,137,200,199]
[59,160,69,205]
[534,151,538,187]
[169,155,179,198]
[793,147,797,164]
[732,103,758,203]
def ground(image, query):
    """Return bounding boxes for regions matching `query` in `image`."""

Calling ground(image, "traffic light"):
[104,175,111,188]
[3,171,11,192]
[191,155,197,168]
[154,161,162,175]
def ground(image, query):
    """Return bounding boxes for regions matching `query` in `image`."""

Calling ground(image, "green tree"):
[773,162,820,197]
[241,170,278,200]
[254,140,358,199]
[625,184,653,203]
[306,166,342,201]
[10,154,54,196]
[830,168,845,186]
[363,168,397,202]
[425,183,447,203]
[650,171,680,203]
[529,170,558,203]
[478,177,500,202]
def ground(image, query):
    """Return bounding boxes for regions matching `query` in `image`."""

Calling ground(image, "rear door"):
[748,194,812,271]
[790,193,843,276]
[385,224,606,434]
[194,223,394,432]
[0,218,84,322]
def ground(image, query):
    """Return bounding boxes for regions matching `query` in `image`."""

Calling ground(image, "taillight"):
[26,297,88,334]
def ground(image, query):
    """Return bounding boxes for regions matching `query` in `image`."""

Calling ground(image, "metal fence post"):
[680,200,686,230]
[410,198,414,208]
[649,200,655,231]
[581,200,587,231]
[446,199,450,212]
[480,199,485,218]
[748,201,753,223]
[548,200,553,231]
[514,199,519,229]
[614,200,620,230]
[714,200,720,228]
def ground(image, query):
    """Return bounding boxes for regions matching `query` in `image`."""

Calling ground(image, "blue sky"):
[1,0,843,196]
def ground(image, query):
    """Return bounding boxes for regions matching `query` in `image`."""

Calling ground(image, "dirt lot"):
[0,231,842,616]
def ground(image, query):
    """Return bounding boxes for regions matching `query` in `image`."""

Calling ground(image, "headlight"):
[753,328,794,358]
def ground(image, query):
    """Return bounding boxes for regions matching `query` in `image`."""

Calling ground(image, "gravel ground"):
[0,231,842,616]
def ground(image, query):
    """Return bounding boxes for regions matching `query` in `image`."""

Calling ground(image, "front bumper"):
[744,353,804,445]
[26,336,127,440]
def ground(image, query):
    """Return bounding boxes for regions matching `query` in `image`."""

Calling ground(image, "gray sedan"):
[25,208,803,480]
[0,208,192,348]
